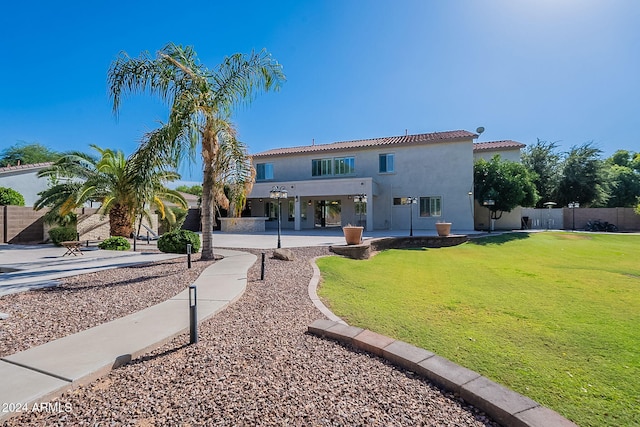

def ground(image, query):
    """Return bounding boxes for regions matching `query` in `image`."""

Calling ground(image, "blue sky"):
[1,0,638,183]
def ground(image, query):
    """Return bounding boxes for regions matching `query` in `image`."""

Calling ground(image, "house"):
[0,162,53,207]
[245,130,525,233]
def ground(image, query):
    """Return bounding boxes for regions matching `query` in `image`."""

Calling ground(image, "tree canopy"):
[556,143,609,207]
[0,142,61,166]
[474,155,538,219]
[34,145,186,237]
[108,43,285,259]
[0,187,25,206]
[520,139,561,208]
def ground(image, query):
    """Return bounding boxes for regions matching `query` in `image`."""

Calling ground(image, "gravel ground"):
[0,256,214,357]
[2,247,497,426]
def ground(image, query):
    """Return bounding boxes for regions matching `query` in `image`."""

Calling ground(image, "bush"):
[157,229,200,254]
[48,227,77,245]
[98,236,131,251]
[0,187,25,206]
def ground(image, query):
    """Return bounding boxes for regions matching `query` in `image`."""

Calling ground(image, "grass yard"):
[316,232,640,427]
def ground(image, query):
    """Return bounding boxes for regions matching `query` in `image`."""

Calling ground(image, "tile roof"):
[253,130,477,157]
[0,162,53,174]
[473,140,525,152]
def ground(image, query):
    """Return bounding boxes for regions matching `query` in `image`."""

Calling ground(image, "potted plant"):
[435,221,452,237]
[343,224,364,245]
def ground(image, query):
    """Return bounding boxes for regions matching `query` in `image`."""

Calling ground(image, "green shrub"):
[98,236,131,251]
[157,229,200,254]
[157,206,188,233]
[0,187,25,206]
[48,227,77,245]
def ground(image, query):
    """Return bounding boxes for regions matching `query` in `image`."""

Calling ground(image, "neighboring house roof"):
[472,140,525,152]
[0,162,53,175]
[177,191,200,208]
[253,130,478,158]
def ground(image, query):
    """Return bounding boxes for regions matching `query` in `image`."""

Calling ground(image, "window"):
[266,202,278,220]
[393,197,410,205]
[288,200,295,221]
[312,159,332,176]
[379,153,394,173]
[334,157,355,175]
[420,196,442,217]
[256,163,273,180]
[355,200,367,216]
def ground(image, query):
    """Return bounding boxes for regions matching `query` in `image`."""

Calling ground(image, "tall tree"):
[556,143,608,207]
[521,139,561,207]
[474,155,538,220]
[604,150,640,207]
[0,142,61,166]
[108,43,284,259]
[34,145,186,237]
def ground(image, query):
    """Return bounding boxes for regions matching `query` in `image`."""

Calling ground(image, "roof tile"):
[253,130,477,157]
[472,140,525,152]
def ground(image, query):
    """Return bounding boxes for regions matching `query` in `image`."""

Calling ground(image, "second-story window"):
[334,157,355,175]
[379,153,394,173]
[312,158,332,176]
[256,163,273,180]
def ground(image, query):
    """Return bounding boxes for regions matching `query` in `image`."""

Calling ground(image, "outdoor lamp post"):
[405,197,418,236]
[269,185,288,248]
[482,199,495,233]
[568,202,579,231]
[543,201,557,230]
[353,194,367,227]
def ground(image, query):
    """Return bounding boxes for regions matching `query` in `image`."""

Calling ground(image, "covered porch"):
[247,177,378,232]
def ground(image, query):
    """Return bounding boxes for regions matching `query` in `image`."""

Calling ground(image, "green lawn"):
[316,232,640,427]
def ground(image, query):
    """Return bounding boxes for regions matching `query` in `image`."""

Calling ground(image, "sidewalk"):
[0,248,256,422]
[0,243,183,297]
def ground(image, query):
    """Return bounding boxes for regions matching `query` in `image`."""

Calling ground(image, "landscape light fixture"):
[405,197,418,236]
[483,199,495,233]
[269,186,288,248]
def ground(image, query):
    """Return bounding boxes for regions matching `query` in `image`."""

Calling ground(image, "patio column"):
[294,196,302,231]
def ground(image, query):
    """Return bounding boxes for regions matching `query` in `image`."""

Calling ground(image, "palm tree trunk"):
[200,125,218,260]
[110,203,133,237]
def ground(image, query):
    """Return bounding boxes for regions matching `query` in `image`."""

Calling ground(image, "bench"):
[61,241,83,257]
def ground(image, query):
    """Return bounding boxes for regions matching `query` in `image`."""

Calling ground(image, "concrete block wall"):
[563,207,640,231]
[1,206,48,244]
[2,206,161,244]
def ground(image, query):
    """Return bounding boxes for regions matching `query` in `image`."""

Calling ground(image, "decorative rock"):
[272,248,295,261]
[0,312,9,320]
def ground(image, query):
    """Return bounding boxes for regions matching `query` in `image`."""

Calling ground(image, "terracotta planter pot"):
[343,226,364,245]
[435,222,451,237]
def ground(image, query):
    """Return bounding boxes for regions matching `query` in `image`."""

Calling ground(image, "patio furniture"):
[61,241,83,256]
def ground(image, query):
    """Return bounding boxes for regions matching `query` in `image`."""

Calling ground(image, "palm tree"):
[107,43,284,260]
[34,145,186,237]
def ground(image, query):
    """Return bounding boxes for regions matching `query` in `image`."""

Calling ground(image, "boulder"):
[273,248,295,261]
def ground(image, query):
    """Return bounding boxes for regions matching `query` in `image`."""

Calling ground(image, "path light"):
[568,202,579,231]
[483,199,495,233]
[269,186,288,248]
[405,197,418,236]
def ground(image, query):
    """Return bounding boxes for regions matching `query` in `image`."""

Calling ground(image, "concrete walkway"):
[0,248,255,422]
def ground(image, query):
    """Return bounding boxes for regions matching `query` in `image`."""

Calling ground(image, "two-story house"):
[246,129,521,233]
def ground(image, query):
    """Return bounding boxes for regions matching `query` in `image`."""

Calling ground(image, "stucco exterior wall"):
[251,139,476,231]
[0,167,50,207]
[473,148,522,163]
